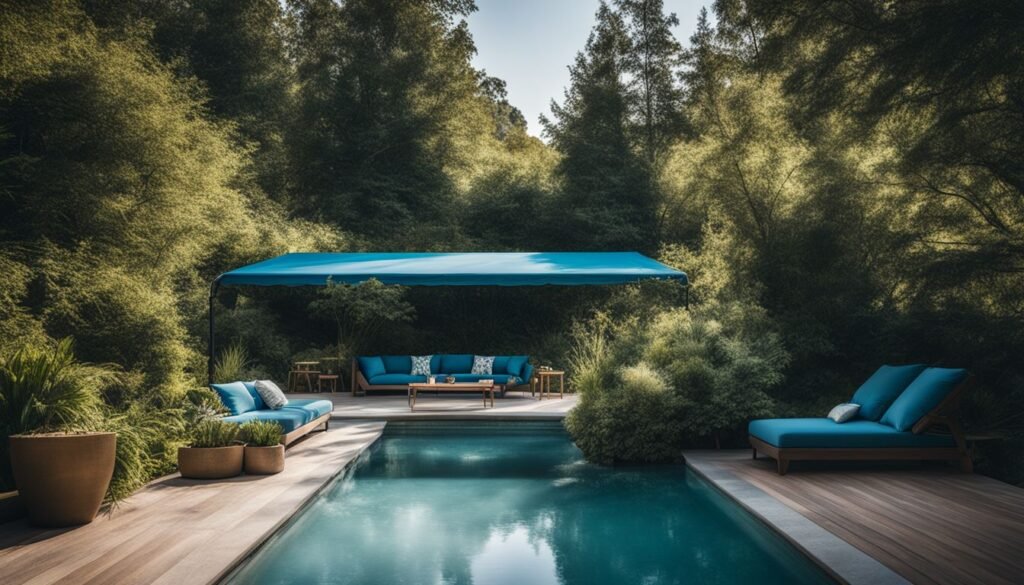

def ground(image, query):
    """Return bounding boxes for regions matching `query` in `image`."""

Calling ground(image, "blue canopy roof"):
[217,252,687,287]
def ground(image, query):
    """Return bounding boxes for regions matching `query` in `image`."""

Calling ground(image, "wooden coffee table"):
[407,382,496,411]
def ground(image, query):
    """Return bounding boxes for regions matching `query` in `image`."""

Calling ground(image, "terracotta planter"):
[177,445,244,479]
[9,432,116,527]
[244,445,285,475]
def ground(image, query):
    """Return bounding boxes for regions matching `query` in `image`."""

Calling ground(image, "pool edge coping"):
[684,452,909,585]
[210,422,387,585]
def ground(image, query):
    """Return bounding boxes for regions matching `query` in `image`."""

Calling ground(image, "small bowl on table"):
[445,376,456,384]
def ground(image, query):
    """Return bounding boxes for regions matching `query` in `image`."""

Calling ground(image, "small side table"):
[535,370,565,400]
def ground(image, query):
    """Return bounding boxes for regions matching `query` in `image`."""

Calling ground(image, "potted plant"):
[1,339,119,527]
[178,420,243,479]
[241,421,285,475]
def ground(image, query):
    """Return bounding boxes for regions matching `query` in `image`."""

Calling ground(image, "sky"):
[467,0,710,137]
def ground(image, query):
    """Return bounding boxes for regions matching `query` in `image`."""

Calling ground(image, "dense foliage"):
[565,303,786,463]
[1,0,1022,484]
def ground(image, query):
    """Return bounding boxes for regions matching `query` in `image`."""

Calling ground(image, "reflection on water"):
[225,423,832,585]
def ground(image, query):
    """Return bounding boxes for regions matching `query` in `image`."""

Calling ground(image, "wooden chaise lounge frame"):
[349,359,531,396]
[750,376,974,475]
[282,413,330,446]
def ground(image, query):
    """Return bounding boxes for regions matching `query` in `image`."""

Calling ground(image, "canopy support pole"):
[208,280,220,385]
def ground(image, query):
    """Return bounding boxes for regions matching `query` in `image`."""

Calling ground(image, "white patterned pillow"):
[254,380,288,410]
[471,355,495,375]
[827,403,860,423]
[411,355,432,376]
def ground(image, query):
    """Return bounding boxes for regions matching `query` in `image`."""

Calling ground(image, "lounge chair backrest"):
[880,368,969,431]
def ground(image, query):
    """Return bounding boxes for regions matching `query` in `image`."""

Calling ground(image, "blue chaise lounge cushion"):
[211,382,257,415]
[748,419,955,449]
[222,399,332,433]
[850,364,927,420]
[358,356,387,379]
[880,367,968,432]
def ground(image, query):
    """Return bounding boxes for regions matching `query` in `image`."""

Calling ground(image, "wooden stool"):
[318,374,339,393]
[290,361,320,392]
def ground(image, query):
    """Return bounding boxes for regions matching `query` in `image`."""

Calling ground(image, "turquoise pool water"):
[225,423,832,585]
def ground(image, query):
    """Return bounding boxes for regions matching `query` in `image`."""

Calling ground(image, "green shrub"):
[565,302,787,464]
[241,420,284,447]
[189,419,240,448]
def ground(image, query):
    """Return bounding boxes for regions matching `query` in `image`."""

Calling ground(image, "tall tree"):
[615,0,686,167]
[287,0,483,243]
[543,2,657,252]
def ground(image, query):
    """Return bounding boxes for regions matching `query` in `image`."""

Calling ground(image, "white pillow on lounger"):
[254,380,289,410]
[827,403,860,423]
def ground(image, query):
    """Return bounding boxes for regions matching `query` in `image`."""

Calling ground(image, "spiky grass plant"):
[213,342,250,383]
[189,419,240,448]
[240,420,284,447]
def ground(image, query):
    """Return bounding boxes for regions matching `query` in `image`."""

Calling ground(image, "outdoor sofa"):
[212,381,332,445]
[353,354,533,396]
[749,365,972,475]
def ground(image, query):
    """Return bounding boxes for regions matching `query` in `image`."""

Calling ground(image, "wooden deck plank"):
[686,451,1024,585]
[0,421,384,585]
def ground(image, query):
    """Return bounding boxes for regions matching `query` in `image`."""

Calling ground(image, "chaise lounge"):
[352,354,533,396]
[749,365,973,475]
[212,381,332,445]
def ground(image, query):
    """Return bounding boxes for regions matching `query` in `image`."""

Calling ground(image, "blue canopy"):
[216,252,687,287]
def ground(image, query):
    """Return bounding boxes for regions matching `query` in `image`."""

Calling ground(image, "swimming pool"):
[224,422,833,585]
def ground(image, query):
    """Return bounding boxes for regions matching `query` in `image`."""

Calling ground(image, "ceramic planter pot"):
[244,445,285,475]
[9,432,116,527]
[177,445,244,479]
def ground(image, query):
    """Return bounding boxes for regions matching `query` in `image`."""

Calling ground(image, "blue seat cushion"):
[241,380,266,410]
[211,382,258,415]
[748,418,955,449]
[449,373,520,385]
[880,367,968,432]
[223,399,332,433]
[850,364,927,420]
[505,356,528,377]
[381,355,412,374]
[368,373,427,385]
[358,356,386,379]
[440,354,473,373]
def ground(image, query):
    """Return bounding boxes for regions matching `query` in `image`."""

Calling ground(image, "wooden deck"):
[290,388,577,420]
[686,451,1024,585]
[0,421,384,585]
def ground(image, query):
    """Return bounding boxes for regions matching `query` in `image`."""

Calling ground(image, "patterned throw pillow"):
[411,355,432,376]
[827,403,860,423]
[471,355,495,375]
[254,380,289,410]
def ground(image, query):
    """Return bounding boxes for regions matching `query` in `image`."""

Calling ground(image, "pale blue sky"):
[467,0,710,137]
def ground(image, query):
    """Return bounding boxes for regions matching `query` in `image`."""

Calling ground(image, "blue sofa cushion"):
[449,373,519,385]
[492,356,511,374]
[506,356,528,377]
[748,418,955,449]
[223,399,332,433]
[369,373,428,385]
[850,364,927,420]
[381,355,412,374]
[241,381,266,410]
[441,354,474,373]
[880,367,968,432]
[358,356,386,379]
[211,382,257,415]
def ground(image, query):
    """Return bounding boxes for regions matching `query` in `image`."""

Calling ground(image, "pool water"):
[225,422,833,585]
